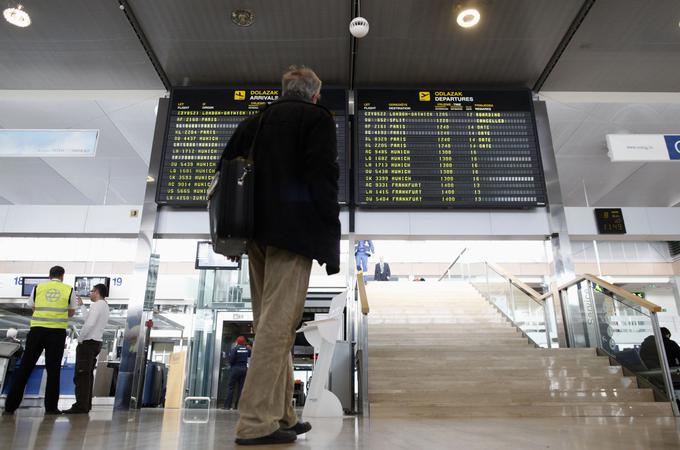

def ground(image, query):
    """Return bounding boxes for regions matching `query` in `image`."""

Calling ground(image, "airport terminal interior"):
[2,0,680,448]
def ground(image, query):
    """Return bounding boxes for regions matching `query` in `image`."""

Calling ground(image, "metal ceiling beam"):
[348,0,359,89]
[533,0,597,92]
[118,0,171,90]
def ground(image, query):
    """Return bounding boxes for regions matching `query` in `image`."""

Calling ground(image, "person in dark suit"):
[374,257,391,281]
[224,336,251,410]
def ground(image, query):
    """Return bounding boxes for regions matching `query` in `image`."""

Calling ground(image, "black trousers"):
[71,340,102,412]
[4,327,66,412]
[224,365,247,409]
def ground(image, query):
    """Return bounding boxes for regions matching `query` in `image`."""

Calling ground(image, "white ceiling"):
[542,92,680,207]
[0,91,164,205]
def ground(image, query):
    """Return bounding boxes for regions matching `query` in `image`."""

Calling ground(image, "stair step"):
[369,366,624,378]
[369,389,655,403]
[369,357,613,369]
[369,402,674,418]
[369,376,639,391]
[369,347,597,355]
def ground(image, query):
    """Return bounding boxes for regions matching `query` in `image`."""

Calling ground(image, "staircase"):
[366,282,674,417]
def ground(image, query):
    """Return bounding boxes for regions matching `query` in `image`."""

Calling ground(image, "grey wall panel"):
[354,0,583,86]
[0,1,162,89]
[84,206,142,235]
[155,209,350,238]
[353,210,549,238]
[0,205,142,236]
[0,206,8,230]
[129,0,351,85]
[3,205,89,234]
[543,0,680,92]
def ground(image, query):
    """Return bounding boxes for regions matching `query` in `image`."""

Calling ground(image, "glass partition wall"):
[559,279,680,412]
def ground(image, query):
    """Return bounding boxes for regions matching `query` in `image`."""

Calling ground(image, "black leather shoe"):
[63,408,88,415]
[44,410,62,415]
[283,421,312,435]
[235,429,296,446]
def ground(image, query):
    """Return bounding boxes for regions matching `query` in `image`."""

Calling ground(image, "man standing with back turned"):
[220,66,340,445]
[3,266,77,415]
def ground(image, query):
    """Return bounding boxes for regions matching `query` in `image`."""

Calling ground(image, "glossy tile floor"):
[2,407,680,449]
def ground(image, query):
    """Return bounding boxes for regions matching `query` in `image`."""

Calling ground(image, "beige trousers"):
[235,242,312,439]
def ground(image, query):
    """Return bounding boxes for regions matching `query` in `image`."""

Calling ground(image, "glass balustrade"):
[467,263,552,348]
[560,279,679,405]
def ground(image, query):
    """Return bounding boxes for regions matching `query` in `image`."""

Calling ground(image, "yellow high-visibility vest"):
[30,281,72,329]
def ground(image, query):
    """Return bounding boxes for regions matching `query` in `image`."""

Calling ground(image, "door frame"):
[211,311,254,400]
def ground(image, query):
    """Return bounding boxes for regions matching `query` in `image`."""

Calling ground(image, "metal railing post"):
[508,280,516,321]
[360,312,369,416]
[542,300,552,348]
[650,312,680,416]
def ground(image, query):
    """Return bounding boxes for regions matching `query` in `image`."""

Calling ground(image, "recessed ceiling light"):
[231,9,254,27]
[3,4,31,28]
[457,8,480,28]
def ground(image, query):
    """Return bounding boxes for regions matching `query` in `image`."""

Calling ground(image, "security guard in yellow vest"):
[3,266,77,416]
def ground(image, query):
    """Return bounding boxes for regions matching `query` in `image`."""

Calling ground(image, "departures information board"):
[157,88,348,206]
[355,89,547,208]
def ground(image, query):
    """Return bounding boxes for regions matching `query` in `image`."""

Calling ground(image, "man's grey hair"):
[282,65,322,101]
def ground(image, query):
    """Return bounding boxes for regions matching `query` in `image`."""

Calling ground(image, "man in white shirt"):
[63,283,110,414]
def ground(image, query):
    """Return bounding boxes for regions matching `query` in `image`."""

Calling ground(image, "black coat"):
[220,96,340,274]
[640,335,680,368]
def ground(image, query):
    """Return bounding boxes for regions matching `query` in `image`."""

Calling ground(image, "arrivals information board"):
[157,88,348,206]
[355,89,547,208]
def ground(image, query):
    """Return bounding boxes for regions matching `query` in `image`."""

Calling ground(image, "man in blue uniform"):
[224,336,251,410]
[354,240,374,274]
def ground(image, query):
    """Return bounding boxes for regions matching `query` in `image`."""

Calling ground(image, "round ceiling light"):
[231,9,255,27]
[457,8,480,28]
[3,4,31,28]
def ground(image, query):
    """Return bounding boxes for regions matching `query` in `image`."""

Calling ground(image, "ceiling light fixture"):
[146,175,155,183]
[231,9,254,27]
[457,8,480,28]
[3,3,31,27]
[2,5,31,28]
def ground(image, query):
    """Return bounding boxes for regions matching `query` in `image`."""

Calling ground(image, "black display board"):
[355,89,547,208]
[157,88,348,206]
[594,208,626,234]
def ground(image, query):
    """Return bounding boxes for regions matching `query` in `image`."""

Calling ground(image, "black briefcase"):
[207,114,264,257]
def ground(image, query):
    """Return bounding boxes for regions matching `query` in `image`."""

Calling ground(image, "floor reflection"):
[1,408,680,449]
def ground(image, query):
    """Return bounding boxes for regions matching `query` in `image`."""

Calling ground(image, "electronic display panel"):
[74,276,111,297]
[594,208,626,234]
[355,89,547,208]
[21,277,49,297]
[157,88,348,206]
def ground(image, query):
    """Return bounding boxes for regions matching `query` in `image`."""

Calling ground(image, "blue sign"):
[665,135,680,160]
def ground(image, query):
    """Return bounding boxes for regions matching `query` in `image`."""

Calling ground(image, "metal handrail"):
[484,262,546,305]
[555,274,662,313]
[437,247,468,281]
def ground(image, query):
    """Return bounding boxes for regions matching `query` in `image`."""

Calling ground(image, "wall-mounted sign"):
[606,134,680,162]
[594,208,626,234]
[0,129,99,157]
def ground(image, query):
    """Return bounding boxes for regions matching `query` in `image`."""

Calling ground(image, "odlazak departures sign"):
[355,89,547,208]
